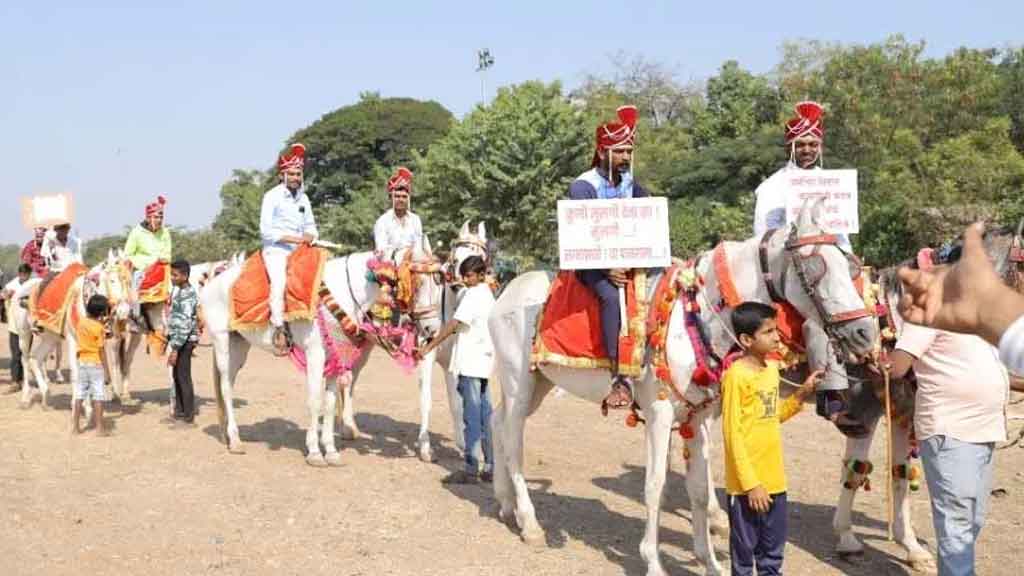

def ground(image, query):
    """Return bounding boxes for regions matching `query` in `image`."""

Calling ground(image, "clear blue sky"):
[1,1,1019,245]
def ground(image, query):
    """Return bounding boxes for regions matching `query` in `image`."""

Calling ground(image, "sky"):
[1,1,1021,245]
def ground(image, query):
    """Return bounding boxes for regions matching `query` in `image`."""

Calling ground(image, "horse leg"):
[416,349,436,462]
[52,343,65,384]
[505,373,551,546]
[303,333,328,467]
[834,430,875,555]
[337,372,365,440]
[29,336,56,410]
[445,364,466,452]
[321,377,342,467]
[892,424,932,570]
[697,416,730,537]
[683,412,723,576]
[637,393,675,576]
[213,331,246,454]
[120,332,143,404]
[103,339,122,403]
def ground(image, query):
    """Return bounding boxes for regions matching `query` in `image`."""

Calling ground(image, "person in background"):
[2,264,33,394]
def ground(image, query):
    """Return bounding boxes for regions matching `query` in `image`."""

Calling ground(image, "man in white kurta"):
[373,166,426,257]
[753,101,849,248]
[259,143,317,354]
[41,222,84,273]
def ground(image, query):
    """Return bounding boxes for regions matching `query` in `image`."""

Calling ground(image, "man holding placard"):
[567,105,650,410]
[752,101,856,248]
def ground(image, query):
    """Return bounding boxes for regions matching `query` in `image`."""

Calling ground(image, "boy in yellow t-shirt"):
[722,302,820,576]
[72,295,111,436]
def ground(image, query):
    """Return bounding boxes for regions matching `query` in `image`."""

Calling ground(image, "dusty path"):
[2,334,1022,575]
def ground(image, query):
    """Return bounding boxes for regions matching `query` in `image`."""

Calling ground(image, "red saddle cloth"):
[29,263,89,336]
[229,245,328,331]
[530,270,648,377]
[138,261,172,304]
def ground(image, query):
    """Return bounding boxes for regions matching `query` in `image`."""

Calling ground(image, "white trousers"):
[263,247,290,327]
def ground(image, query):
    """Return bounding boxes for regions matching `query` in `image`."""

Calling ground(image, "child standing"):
[722,302,820,576]
[166,259,199,427]
[417,255,495,484]
[73,294,110,435]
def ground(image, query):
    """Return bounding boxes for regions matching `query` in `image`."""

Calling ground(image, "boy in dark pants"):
[416,256,495,484]
[722,302,820,575]
[165,259,198,427]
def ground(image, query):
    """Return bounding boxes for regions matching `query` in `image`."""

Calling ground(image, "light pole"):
[476,48,494,106]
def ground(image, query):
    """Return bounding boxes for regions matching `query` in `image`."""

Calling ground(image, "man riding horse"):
[568,104,649,411]
[259,142,317,356]
[41,220,83,273]
[753,100,851,250]
[374,166,426,257]
[124,195,173,319]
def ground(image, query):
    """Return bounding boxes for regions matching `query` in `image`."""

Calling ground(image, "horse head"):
[448,221,490,281]
[773,199,877,362]
[93,250,134,323]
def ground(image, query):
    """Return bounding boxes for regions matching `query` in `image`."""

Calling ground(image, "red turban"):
[387,167,413,193]
[278,143,307,172]
[785,101,824,144]
[591,105,639,167]
[145,195,166,217]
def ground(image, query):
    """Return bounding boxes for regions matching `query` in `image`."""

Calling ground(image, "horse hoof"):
[40,393,51,411]
[418,449,436,463]
[324,451,343,467]
[521,528,545,547]
[228,443,246,455]
[306,453,328,467]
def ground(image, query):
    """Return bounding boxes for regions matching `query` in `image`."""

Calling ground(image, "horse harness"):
[757,228,872,355]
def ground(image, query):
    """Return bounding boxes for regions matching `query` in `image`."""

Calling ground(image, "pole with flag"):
[476,48,494,105]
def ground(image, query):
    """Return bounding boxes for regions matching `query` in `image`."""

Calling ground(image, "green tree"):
[213,169,270,253]
[416,81,590,266]
[693,60,781,146]
[289,94,454,207]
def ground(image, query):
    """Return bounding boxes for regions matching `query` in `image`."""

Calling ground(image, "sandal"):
[601,377,633,416]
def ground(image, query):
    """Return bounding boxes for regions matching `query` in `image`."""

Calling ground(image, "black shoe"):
[480,471,494,483]
[441,470,480,485]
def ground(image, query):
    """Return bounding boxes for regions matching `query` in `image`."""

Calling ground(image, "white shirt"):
[3,277,26,323]
[753,163,851,249]
[449,283,496,379]
[260,184,318,252]
[41,230,83,273]
[374,209,423,255]
[999,314,1024,376]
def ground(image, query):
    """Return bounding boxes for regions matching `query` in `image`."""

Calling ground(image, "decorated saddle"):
[138,261,172,304]
[29,263,89,336]
[229,245,329,331]
[531,270,649,377]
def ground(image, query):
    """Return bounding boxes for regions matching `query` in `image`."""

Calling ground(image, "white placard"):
[557,197,671,270]
[21,193,74,229]
[782,169,859,234]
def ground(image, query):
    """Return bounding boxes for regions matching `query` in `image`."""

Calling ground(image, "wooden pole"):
[884,367,895,541]
[618,287,628,337]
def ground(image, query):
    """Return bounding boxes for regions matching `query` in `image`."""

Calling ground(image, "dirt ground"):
[2,332,1023,576]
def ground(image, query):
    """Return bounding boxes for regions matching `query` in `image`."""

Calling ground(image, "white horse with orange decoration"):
[488,203,877,576]
[200,244,443,465]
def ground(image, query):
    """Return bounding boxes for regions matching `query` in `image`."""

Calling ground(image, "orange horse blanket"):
[229,245,328,331]
[29,263,89,336]
[531,270,648,377]
[138,262,171,304]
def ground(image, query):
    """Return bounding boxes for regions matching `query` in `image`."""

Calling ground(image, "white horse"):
[489,204,878,575]
[201,248,442,465]
[19,252,133,409]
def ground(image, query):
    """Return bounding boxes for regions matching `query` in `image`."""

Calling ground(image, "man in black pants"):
[165,259,198,426]
[3,264,32,393]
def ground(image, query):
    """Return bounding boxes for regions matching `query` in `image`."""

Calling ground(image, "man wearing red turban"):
[568,105,650,410]
[20,227,49,277]
[259,143,318,354]
[752,101,838,238]
[374,166,425,257]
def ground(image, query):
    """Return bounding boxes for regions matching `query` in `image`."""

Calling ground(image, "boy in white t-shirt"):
[417,255,495,484]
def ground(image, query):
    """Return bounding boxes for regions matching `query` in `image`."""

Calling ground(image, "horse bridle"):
[758,228,872,350]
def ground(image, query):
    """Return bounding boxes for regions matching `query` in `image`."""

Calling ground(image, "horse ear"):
[795,197,826,232]
[459,221,470,238]
[477,222,487,242]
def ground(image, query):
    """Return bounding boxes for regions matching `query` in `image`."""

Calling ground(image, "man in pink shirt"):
[889,322,1008,576]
